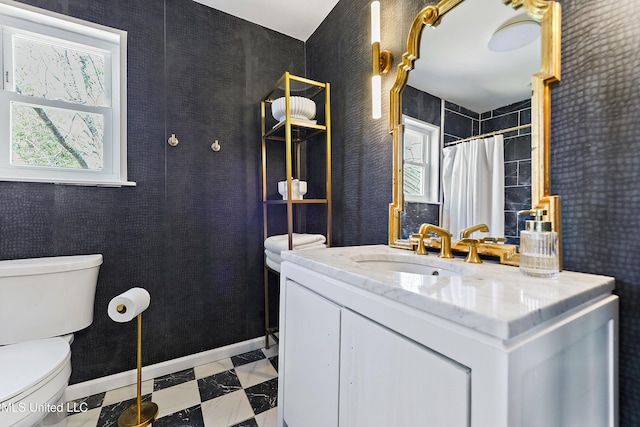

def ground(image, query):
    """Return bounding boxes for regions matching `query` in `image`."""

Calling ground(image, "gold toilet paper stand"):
[116,306,158,427]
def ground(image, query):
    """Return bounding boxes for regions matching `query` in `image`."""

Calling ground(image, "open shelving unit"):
[261,72,332,347]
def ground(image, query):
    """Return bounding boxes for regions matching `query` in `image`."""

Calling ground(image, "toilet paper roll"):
[108,287,151,323]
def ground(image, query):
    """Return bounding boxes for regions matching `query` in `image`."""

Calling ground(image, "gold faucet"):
[417,223,454,258]
[460,223,489,239]
[459,224,489,263]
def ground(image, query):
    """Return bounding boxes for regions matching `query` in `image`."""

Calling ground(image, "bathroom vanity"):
[277,245,618,427]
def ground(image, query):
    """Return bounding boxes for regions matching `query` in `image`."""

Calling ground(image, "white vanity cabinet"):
[280,280,341,427]
[281,279,470,427]
[339,308,470,426]
[277,246,618,427]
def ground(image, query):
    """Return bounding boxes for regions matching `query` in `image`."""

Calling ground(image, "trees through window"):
[0,1,130,186]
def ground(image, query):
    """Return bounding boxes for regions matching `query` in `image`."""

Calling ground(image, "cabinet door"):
[281,280,341,427]
[339,309,470,427]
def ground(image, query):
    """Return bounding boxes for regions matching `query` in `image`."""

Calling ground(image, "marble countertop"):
[281,245,616,340]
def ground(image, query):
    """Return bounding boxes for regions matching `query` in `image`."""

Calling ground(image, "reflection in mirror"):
[389,0,562,266]
[402,115,440,205]
[401,0,540,245]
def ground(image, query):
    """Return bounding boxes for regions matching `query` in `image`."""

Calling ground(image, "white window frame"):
[0,0,133,186]
[402,115,440,204]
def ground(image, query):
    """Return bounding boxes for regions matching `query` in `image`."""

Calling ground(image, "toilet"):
[0,254,103,427]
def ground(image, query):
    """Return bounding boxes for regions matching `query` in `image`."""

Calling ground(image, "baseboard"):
[65,336,267,402]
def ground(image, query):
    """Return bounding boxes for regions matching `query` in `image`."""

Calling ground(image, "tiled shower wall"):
[481,100,532,245]
[444,98,533,245]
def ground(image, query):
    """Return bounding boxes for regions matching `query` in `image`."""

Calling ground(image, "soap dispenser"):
[518,209,559,278]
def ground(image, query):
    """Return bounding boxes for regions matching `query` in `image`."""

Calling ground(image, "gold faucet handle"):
[461,238,482,264]
[410,234,428,255]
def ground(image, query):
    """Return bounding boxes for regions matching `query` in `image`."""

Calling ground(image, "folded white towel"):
[265,244,326,265]
[298,243,326,251]
[265,249,284,264]
[265,256,281,273]
[264,233,326,253]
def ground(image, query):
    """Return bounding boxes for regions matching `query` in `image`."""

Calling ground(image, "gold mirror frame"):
[388,0,562,267]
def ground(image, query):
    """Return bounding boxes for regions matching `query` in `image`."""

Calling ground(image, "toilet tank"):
[0,254,103,345]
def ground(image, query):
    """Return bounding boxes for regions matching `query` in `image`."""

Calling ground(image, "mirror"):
[389,0,562,266]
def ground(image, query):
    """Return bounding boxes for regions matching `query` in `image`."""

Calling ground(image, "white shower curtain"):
[441,135,504,240]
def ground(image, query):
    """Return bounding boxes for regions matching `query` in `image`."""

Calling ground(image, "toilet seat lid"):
[0,337,70,402]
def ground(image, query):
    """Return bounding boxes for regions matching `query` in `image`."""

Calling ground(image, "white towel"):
[264,233,326,253]
[265,243,326,266]
[265,249,284,264]
[265,256,281,273]
[292,243,326,251]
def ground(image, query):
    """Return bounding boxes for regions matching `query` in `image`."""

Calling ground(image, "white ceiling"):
[192,0,340,41]
[409,1,541,113]
[193,0,540,114]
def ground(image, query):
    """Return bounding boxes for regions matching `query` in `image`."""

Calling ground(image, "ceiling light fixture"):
[488,14,540,52]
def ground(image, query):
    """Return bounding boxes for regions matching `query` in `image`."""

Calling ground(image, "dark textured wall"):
[552,1,640,425]
[309,0,640,425]
[4,0,640,422]
[305,0,423,247]
[3,0,303,384]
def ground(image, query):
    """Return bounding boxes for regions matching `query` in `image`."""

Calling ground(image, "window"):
[403,115,440,204]
[0,0,132,186]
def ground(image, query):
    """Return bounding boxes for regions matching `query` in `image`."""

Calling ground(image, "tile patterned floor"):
[66,346,279,427]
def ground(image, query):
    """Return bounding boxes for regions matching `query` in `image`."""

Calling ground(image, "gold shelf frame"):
[260,72,332,347]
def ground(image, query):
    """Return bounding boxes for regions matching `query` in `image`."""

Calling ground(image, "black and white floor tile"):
[66,346,279,427]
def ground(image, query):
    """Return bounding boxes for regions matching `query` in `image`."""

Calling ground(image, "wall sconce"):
[371,0,392,119]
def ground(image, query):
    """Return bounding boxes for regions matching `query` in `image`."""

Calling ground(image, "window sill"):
[0,176,137,187]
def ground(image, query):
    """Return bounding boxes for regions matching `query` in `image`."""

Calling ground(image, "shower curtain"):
[441,135,504,240]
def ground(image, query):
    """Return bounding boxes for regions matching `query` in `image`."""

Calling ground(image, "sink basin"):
[350,253,472,277]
